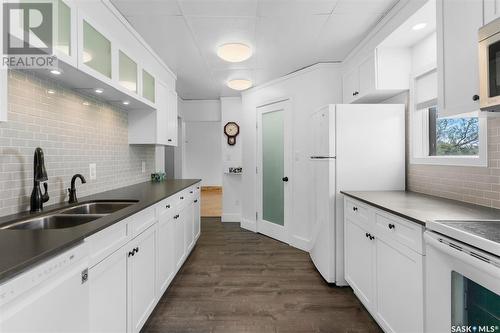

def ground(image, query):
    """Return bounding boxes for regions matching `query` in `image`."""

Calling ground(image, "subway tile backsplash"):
[408,116,500,208]
[0,70,155,217]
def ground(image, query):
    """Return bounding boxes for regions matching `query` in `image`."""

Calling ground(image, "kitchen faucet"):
[30,147,49,213]
[68,174,86,204]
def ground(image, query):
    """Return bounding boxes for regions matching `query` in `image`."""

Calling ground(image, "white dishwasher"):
[0,242,90,333]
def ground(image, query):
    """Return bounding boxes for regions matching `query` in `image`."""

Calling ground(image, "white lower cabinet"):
[194,195,201,240]
[157,208,175,295]
[185,203,194,252]
[344,216,375,308]
[128,225,157,333]
[89,246,128,333]
[174,208,186,269]
[344,198,424,333]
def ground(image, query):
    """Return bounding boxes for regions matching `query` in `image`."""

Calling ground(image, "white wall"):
[221,97,243,222]
[184,121,222,186]
[180,99,222,186]
[411,32,437,72]
[240,63,341,251]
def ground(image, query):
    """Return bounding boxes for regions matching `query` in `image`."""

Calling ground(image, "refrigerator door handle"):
[310,156,336,159]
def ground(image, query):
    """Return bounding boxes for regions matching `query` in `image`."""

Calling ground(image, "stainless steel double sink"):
[0,201,137,231]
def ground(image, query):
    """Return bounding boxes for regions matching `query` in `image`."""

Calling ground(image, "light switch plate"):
[89,163,96,180]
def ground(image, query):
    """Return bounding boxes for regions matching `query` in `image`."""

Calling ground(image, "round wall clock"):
[224,122,240,146]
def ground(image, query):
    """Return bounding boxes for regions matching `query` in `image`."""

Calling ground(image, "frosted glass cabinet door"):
[262,110,285,226]
[143,70,155,103]
[119,51,137,93]
[55,0,71,57]
[82,20,112,78]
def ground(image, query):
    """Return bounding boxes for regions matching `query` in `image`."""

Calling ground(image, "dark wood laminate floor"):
[142,218,382,333]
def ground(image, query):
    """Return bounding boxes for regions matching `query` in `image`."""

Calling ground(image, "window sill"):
[410,155,487,167]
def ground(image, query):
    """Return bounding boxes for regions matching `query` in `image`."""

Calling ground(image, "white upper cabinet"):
[437,0,483,116]
[119,51,138,93]
[54,0,77,67]
[342,49,410,104]
[484,0,500,24]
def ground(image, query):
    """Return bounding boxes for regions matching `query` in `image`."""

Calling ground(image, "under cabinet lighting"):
[50,69,62,75]
[82,101,90,106]
[412,23,427,31]
[47,89,56,95]
[217,43,252,62]
[227,79,252,91]
[95,88,103,94]
[122,101,130,105]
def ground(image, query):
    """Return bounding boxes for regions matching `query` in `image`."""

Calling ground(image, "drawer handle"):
[128,251,135,257]
[174,214,180,219]
[168,139,172,142]
[190,191,193,194]
[194,199,198,203]
[388,223,395,230]
[352,206,358,212]
[180,196,184,200]
[166,204,171,209]
[370,235,375,240]
[135,247,139,253]
[365,232,375,240]
[197,187,200,189]
[365,232,370,238]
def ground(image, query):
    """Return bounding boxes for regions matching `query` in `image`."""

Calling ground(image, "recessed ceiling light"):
[50,69,62,75]
[412,23,427,31]
[217,43,252,63]
[95,88,103,94]
[122,101,130,105]
[227,79,252,91]
[47,89,55,94]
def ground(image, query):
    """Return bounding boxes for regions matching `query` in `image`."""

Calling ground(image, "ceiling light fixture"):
[412,22,427,31]
[95,88,103,94]
[122,101,130,105]
[217,43,252,63]
[50,69,62,75]
[227,79,252,91]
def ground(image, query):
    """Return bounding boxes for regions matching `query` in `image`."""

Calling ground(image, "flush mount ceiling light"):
[227,79,252,91]
[217,43,252,63]
[412,22,427,31]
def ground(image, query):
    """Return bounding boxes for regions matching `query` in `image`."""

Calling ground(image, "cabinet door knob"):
[194,199,198,203]
[135,247,139,253]
[282,177,289,182]
[128,251,134,257]
[472,94,479,101]
[190,191,193,194]
[168,139,172,142]
[180,196,184,200]
[370,235,375,240]
[166,204,170,208]
[352,206,358,212]
[388,223,395,230]
[365,232,370,238]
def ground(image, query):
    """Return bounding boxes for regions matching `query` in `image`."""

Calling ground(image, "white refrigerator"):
[309,104,405,285]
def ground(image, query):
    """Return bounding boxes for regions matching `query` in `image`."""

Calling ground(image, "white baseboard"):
[221,213,241,223]
[240,218,257,232]
[289,235,310,252]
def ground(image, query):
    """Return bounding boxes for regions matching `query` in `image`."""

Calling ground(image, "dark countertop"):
[341,191,500,226]
[0,179,200,283]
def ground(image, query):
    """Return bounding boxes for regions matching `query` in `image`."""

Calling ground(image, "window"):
[428,107,479,156]
[410,66,487,167]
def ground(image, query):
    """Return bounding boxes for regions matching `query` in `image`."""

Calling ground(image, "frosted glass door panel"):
[262,110,284,226]
[55,0,71,56]
[143,70,155,103]
[83,21,111,78]
[119,51,137,93]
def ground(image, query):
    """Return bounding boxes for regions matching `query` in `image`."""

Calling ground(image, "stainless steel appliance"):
[425,219,500,333]
[479,17,500,111]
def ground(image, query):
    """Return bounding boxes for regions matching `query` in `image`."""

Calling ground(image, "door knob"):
[472,94,479,101]
[282,177,289,182]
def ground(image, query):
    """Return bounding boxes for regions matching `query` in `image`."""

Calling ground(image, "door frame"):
[256,99,292,244]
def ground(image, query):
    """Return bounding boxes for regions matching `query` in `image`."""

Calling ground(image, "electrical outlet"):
[89,163,96,180]
[142,161,146,173]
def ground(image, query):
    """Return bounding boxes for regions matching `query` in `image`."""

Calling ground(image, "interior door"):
[256,100,291,243]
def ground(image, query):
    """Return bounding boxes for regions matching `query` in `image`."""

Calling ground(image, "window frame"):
[410,64,488,167]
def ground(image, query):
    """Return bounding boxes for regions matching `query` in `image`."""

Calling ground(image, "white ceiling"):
[111,0,399,100]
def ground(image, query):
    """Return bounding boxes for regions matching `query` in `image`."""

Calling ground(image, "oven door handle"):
[424,233,500,279]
